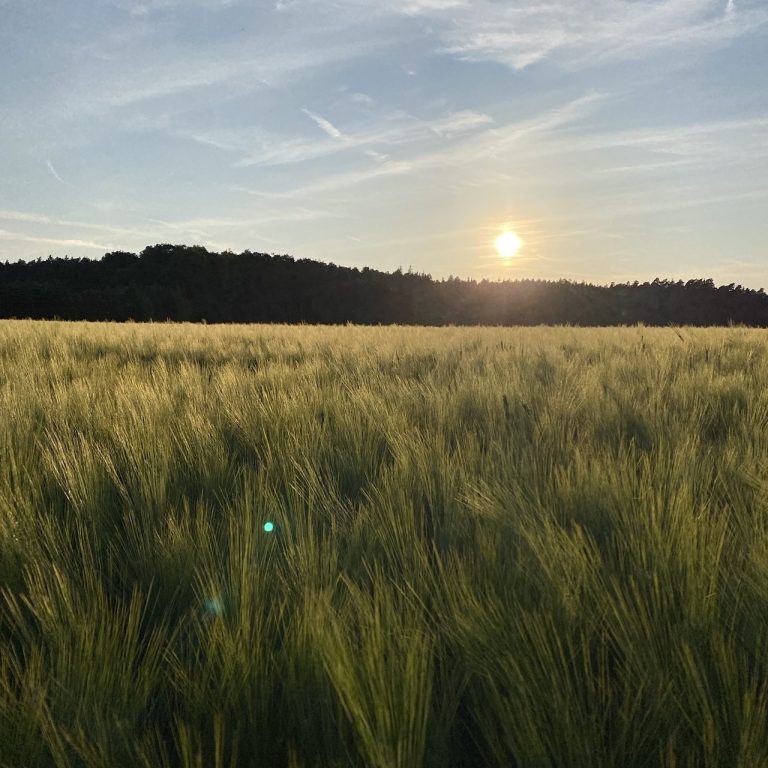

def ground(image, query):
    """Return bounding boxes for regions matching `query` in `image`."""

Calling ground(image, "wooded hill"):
[1,244,766,326]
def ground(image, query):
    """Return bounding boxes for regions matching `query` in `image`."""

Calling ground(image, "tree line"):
[0,244,766,326]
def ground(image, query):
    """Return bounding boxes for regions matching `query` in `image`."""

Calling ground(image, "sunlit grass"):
[1,320,767,767]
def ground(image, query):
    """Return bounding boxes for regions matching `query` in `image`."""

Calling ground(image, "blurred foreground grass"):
[1,321,768,767]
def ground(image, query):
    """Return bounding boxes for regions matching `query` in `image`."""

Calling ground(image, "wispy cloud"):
[236,160,413,199]
[149,207,339,235]
[0,229,112,251]
[45,27,392,122]
[600,187,768,219]
[115,0,241,17]
[45,160,67,185]
[397,0,468,14]
[350,92,376,105]
[404,92,603,170]
[429,110,493,137]
[534,115,768,162]
[0,209,153,238]
[302,108,345,139]
[363,0,768,70]
[224,108,494,167]
[234,93,599,199]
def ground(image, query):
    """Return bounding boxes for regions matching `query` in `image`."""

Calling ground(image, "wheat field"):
[1,320,768,767]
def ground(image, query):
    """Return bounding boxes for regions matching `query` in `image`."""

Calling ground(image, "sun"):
[495,230,523,258]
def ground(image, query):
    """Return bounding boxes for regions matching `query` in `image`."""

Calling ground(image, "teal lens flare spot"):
[263,521,275,533]
[205,597,224,616]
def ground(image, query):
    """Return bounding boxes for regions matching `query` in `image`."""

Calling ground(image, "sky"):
[1,0,767,286]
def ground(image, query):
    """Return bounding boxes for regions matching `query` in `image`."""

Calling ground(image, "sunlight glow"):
[495,231,523,258]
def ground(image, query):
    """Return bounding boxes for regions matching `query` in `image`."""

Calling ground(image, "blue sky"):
[1,0,767,285]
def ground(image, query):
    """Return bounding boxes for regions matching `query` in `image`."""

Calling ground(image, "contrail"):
[46,160,66,184]
[302,108,344,139]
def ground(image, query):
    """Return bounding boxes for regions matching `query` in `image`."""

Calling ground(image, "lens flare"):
[263,521,275,533]
[205,596,224,616]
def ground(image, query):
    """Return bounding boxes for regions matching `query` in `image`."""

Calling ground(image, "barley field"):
[1,321,768,768]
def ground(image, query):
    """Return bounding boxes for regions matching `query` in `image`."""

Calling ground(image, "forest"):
[0,243,766,326]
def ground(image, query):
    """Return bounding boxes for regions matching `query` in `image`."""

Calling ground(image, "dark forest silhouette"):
[1,244,766,326]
